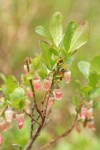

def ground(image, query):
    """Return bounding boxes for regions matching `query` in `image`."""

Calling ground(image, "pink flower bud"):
[87,108,94,119]
[0,119,7,132]
[0,134,2,145]
[54,87,62,100]
[27,88,33,98]
[64,71,71,84]
[5,109,13,123]
[16,113,25,129]
[33,78,41,91]
[47,96,54,108]
[24,65,28,74]
[80,107,87,120]
[44,78,51,91]
[88,120,96,131]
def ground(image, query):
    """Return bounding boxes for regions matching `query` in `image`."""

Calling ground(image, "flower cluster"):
[0,110,25,144]
[77,100,96,132]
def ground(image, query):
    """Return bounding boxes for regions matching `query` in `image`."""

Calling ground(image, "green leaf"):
[1,75,18,95]
[2,83,18,95]
[63,21,77,51]
[50,48,59,56]
[88,71,98,88]
[38,63,47,79]
[69,21,89,53]
[89,87,100,99]
[12,99,25,109]
[90,55,100,74]
[35,26,50,39]
[78,61,90,78]
[26,72,34,80]
[66,55,75,66]
[10,87,25,101]
[40,41,52,70]
[72,96,79,106]
[31,55,41,71]
[50,12,63,47]
[80,86,92,97]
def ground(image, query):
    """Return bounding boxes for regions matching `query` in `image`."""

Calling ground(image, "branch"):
[24,57,63,150]
[25,58,43,120]
[44,57,63,116]
[24,118,45,150]
[30,105,35,138]
[24,110,42,126]
[36,112,79,150]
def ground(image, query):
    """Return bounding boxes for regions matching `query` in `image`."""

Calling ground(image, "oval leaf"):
[78,61,90,78]
[69,21,89,53]
[90,55,100,74]
[50,12,63,47]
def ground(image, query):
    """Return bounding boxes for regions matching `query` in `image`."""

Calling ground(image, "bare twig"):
[24,110,41,126]
[24,118,45,150]
[36,109,80,150]
[30,105,35,138]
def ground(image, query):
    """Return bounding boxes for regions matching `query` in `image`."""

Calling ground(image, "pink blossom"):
[80,106,87,120]
[64,71,71,84]
[5,109,13,123]
[54,88,62,100]
[16,113,25,129]
[33,78,41,91]
[44,78,51,91]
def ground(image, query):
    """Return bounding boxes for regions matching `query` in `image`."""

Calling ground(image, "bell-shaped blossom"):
[64,71,71,84]
[80,106,87,120]
[16,113,25,129]
[5,109,13,123]
[26,88,33,98]
[47,96,54,108]
[33,77,41,91]
[44,78,51,91]
[54,87,62,100]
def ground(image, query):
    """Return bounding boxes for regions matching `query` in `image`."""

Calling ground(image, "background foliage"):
[0,0,100,149]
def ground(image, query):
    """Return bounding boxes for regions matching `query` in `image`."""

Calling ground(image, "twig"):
[44,57,63,116]
[24,118,45,150]
[36,110,80,150]
[32,115,40,125]
[25,58,43,120]
[24,110,41,126]
[30,105,35,138]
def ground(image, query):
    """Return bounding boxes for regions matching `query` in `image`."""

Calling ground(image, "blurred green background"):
[0,0,100,149]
